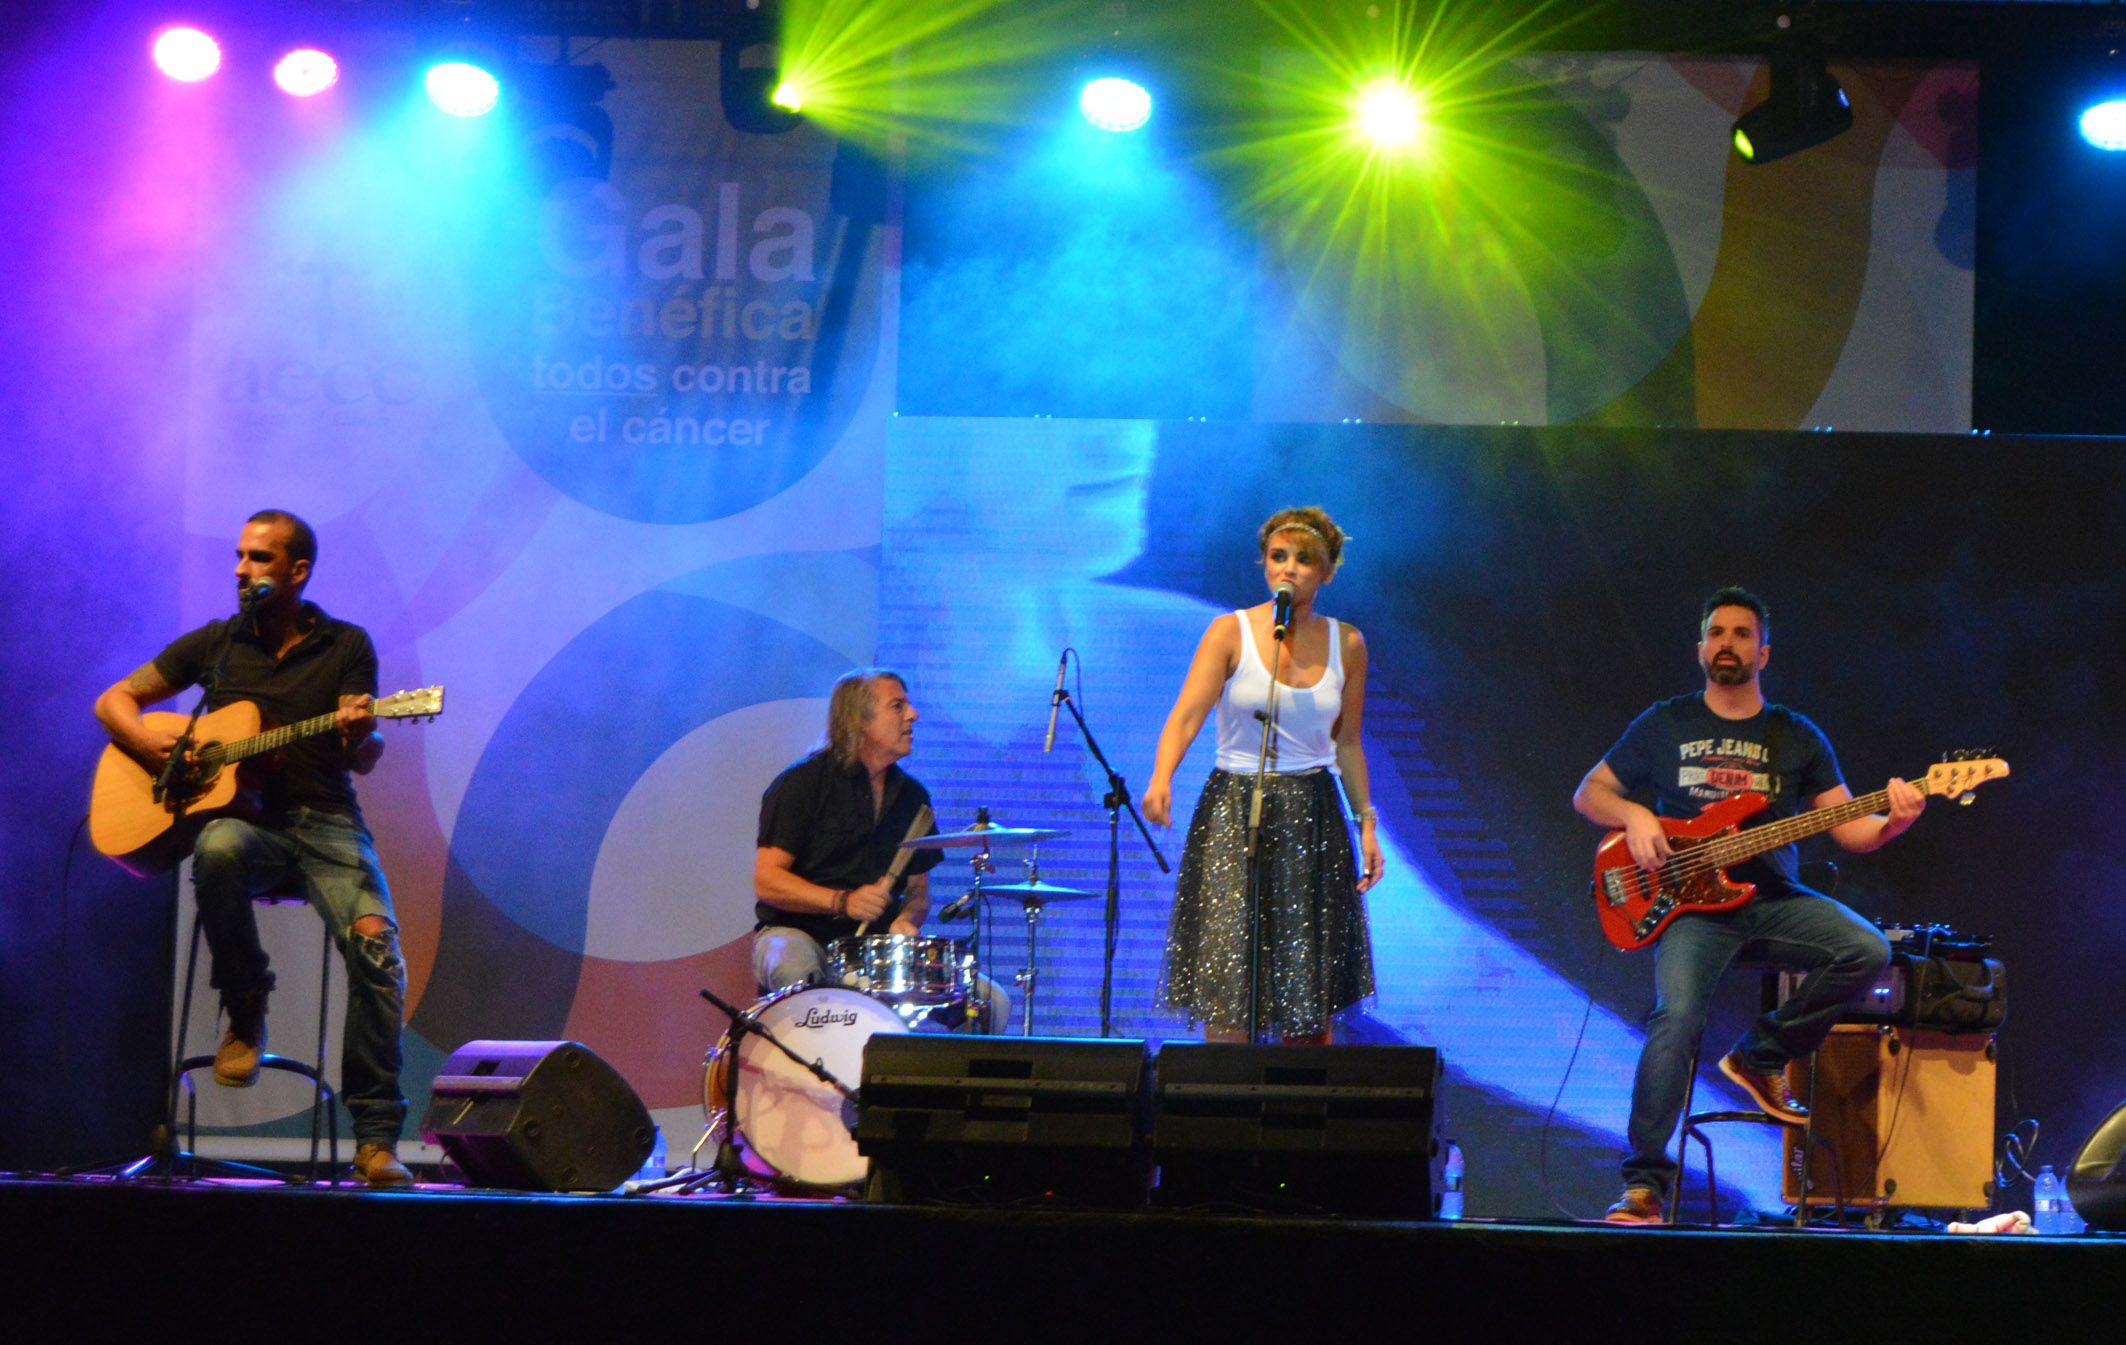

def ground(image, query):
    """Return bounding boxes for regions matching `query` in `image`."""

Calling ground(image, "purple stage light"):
[274,49,339,98]
[152,26,221,83]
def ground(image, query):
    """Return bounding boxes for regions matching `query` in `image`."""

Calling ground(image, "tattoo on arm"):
[125,662,177,703]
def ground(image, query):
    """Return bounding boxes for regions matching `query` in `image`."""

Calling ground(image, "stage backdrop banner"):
[167,36,895,1157]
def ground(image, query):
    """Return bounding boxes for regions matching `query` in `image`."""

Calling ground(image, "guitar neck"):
[1704,778,1931,867]
[212,709,347,765]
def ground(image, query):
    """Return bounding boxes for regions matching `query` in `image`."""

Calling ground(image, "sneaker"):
[213,990,268,1087]
[1604,1187,1665,1224]
[1719,1049,1809,1125]
[354,1143,415,1188]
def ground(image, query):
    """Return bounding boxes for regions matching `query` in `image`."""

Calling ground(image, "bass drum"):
[703,984,905,1189]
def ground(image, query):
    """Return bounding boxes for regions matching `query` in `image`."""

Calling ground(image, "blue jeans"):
[1621,877,1889,1199]
[752,927,1013,1032]
[192,810,407,1148]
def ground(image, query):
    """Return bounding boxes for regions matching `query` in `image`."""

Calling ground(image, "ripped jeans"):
[191,809,408,1147]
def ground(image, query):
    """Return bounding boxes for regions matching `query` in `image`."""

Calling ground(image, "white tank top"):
[1212,610,1345,773]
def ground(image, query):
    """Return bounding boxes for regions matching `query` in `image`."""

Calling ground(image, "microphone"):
[1042,650,1067,752]
[240,579,276,611]
[938,891,978,922]
[1272,585,1295,641]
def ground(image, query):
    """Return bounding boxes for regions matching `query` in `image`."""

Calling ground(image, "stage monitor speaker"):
[1782,1024,1996,1210]
[855,1035,1151,1207]
[2067,1099,2126,1231]
[420,1039,653,1192]
[1151,1043,1444,1219]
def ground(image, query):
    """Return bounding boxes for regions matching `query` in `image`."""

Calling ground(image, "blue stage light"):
[2082,98,2126,152]
[1079,77,1152,133]
[426,61,501,118]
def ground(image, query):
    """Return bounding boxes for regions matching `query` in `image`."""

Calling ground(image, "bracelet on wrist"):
[832,889,849,918]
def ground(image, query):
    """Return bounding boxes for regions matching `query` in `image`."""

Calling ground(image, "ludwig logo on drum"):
[797,1006,861,1029]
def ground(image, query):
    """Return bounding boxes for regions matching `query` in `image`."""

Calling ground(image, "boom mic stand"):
[637,988,866,1196]
[99,592,275,1182]
[1050,673,1168,1038]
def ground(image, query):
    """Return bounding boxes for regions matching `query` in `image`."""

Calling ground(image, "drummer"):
[752,668,1008,1030]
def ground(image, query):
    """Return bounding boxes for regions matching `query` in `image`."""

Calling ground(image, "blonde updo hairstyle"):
[1256,506,1348,575]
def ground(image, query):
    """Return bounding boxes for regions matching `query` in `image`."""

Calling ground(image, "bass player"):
[1572,586,1922,1224]
[93,509,413,1187]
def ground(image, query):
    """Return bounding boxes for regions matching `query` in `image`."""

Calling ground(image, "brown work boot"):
[353,1143,415,1188]
[1604,1186,1665,1225]
[1719,1049,1809,1126]
[213,990,268,1087]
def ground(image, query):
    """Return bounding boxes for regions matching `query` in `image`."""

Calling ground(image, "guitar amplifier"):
[1782,1024,1997,1210]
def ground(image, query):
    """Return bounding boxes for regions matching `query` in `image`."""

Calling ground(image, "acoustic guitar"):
[89,685,444,876]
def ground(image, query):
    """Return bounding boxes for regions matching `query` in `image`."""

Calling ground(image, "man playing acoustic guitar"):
[94,509,413,1187]
[1573,587,1924,1225]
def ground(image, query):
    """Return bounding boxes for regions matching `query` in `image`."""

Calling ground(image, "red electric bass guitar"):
[1590,755,2009,952]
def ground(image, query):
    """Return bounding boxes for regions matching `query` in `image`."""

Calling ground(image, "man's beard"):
[1704,655,1751,685]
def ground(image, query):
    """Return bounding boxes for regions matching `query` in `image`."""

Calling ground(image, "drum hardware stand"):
[1242,613,1290,1044]
[1049,676,1169,1037]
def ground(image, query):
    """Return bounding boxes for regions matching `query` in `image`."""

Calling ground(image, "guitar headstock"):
[376,685,445,722]
[1925,751,2008,804]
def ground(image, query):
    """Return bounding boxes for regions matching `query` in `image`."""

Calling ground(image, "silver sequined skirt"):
[1161,767,1375,1037]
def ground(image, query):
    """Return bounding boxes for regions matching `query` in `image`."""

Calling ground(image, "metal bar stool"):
[167,883,340,1184]
[1671,969,1843,1226]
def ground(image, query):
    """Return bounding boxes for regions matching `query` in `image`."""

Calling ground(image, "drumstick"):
[856,803,935,936]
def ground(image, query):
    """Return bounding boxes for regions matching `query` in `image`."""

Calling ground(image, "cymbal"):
[898,826,1069,849]
[975,882,1098,902]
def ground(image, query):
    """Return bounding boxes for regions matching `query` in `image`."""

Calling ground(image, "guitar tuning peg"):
[1957,794,1976,807]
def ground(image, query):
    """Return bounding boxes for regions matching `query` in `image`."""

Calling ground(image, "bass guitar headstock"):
[1926,750,2009,805]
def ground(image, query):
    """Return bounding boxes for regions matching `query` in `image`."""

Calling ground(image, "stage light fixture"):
[2083,98,2126,152]
[151,26,221,83]
[1732,53,1852,164]
[426,61,501,118]
[273,49,339,98]
[1079,77,1152,133]
[720,40,801,134]
[1353,76,1425,153]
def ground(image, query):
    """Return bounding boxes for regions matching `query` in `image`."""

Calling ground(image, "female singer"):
[1141,506,1382,1043]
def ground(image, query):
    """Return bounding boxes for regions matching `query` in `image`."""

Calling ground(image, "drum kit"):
[681,818,1096,1195]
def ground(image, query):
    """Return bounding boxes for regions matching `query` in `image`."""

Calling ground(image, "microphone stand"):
[1243,611,1290,1044]
[111,593,267,1181]
[637,988,867,1196]
[1050,684,1168,1038]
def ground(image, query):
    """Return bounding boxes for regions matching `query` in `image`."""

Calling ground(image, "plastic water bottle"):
[2032,1164,2064,1234]
[638,1126,667,1183]
[1439,1140,1465,1221]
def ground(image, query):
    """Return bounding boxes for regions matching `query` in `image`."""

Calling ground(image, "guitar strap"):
[1763,703,1787,803]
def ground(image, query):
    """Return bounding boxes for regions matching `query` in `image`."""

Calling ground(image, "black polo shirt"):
[152,601,379,819]
[755,749,941,942]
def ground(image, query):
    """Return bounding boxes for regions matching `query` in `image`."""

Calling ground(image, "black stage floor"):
[8,1173,2124,1343]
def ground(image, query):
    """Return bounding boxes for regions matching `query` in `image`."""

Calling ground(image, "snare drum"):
[703,983,905,1189]
[827,933,974,1007]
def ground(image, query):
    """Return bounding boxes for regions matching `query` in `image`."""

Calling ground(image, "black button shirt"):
[153,601,379,819]
[754,750,941,942]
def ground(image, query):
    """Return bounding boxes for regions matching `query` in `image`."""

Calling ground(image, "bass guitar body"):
[1591,791,1768,952]
[89,702,263,877]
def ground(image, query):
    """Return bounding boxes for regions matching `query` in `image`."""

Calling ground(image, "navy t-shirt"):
[1602,694,1844,884]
